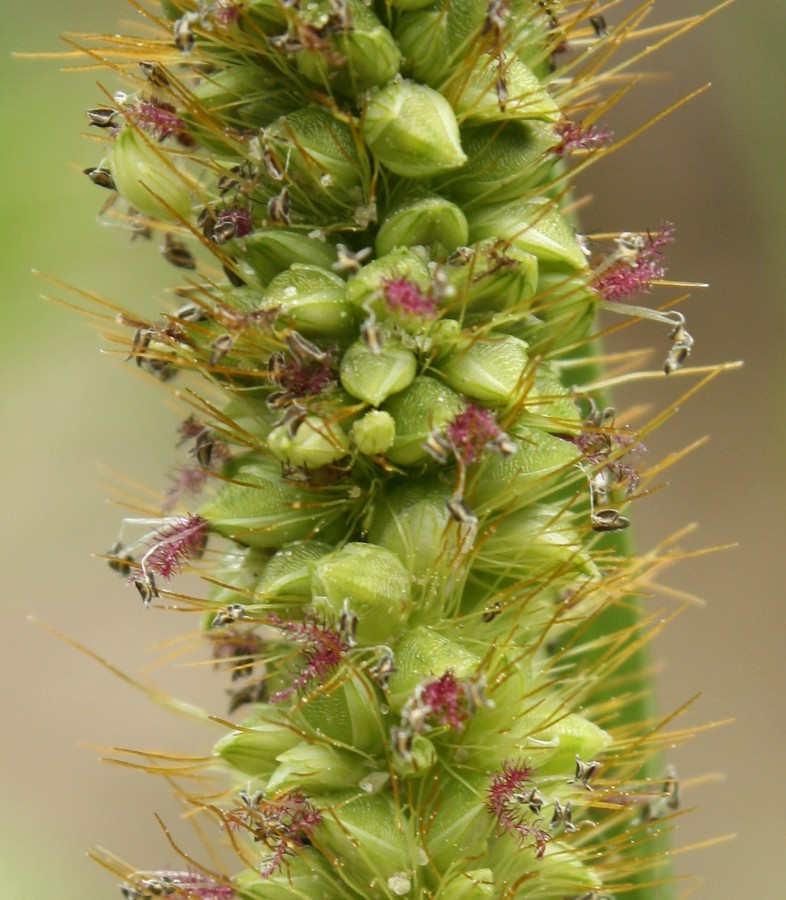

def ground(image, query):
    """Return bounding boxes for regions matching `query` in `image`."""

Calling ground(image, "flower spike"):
[54,1,729,896]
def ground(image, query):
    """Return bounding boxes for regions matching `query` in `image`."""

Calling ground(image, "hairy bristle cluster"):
[382,277,439,318]
[595,224,675,303]
[268,616,349,702]
[142,514,209,580]
[55,0,729,897]
[487,759,551,860]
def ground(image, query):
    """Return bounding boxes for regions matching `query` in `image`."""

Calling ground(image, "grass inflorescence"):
[45,1,735,897]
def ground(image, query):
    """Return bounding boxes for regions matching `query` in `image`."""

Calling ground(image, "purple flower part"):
[528,825,550,861]
[647,221,676,253]
[211,629,263,669]
[419,671,470,731]
[213,2,242,26]
[607,458,643,494]
[595,223,675,303]
[143,514,209,579]
[216,206,253,240]
[227,791,321,880]
[382,277,438,318]
[595,259,665,303]
[177,415,208,443]
[487,759,551,859]
[487,758,536,816]
[268,617,348,703]
[445,404,503,466]
[145,871,236,899]
[270,338,334,387]
[175,417,231,466]
[165,421,231,513]
[127,99,187,142]
[275,792,322,841]
[554,120,614,156]
[162,464,211,514]
[271,352,336,405]
[258,844,292,880]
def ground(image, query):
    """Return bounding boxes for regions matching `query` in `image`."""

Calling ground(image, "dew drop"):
[387,873,412,895]
[359,771,389,793]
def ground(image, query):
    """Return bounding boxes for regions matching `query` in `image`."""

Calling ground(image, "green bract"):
[382,376,464,465]
[444,54,560,125]
[375,194,469,258]
[189,63,299,137]
[200,460,355,547]
[437,121,560,205]
[387,625,481,712]
[468,198,589,271]
[262,105,369,217]
[108,126,192,221]
[263,264,358,340]
[268,415,350,468]
[340,339,418,406]
[311,542,411,645]
[345,246,433,328]
[294,673,387,754]
[443,238,539,318]
[294,0,401,94]
[351,409,396,455]
[214,709,301,777]
[257,540,335,599]
[366,479,455,580]
[437,333,530,405]
[242,230,338,284]
[266,742,370,794]
[363,80,467,178]
[470,425,580,512]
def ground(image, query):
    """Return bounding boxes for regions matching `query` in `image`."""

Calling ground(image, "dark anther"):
[84,167,116,190]
[86,107,118,128]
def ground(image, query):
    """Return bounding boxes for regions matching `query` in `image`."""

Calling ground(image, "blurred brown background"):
[1,1,783,896]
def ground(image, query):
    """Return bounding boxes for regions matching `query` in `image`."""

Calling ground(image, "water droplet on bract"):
[388,873,412,895]
[359,771,390,793]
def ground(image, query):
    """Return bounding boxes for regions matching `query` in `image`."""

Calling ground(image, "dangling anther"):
[590,15,609,37]
[589,474,630,532]
[370,651,397,689]
[447,495,477,526]
[590,507,631,533]
[664,313,695,374]
[495,55,509,112]
[133,573,158,607]
[338,599,358,648]
[514,786,545,815]
[549,798,577,833]
[570,755,601,791]
[210,334,234,367]
[286,331,329,364]
[360,317,384,355]
[107,541,135,578]
[86,107,119,128]
[332,244,372,274]
[422,431,450,464]
[391,726,414,761]
[211,603,246,628]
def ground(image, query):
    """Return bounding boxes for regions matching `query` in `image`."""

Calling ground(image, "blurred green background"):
[1,1,783,896]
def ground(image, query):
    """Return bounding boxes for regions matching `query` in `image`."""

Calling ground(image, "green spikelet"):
[65,1,727,897]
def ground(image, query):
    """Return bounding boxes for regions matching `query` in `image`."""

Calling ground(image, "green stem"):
[574,339,675,899]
